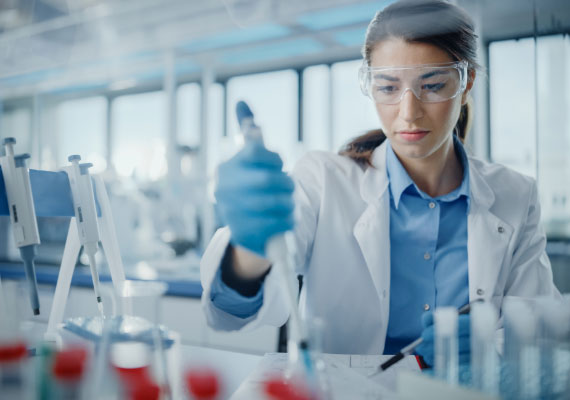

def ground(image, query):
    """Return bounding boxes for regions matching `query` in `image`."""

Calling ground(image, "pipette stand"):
[45,175,127,344]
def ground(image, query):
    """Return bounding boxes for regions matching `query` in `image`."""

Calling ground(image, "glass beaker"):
[285,316,331,400]
[89,279,171,400]
[0,279,37,399]
[116,280,169,398]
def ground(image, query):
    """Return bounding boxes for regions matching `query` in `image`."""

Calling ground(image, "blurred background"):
[0,0,569,294]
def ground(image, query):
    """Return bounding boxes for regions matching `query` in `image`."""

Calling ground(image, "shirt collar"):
[386,135,470,211]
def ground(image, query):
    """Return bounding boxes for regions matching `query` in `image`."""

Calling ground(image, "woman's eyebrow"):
[373,73,399,81]
[420,70,450,79]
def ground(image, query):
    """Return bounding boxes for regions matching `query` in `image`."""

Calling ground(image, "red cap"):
[128,379,161,400]
[0,341,27,362]
[263,378,312,400]
[185,368,221,399]
[114,365,151,387]
[52,347,88,382]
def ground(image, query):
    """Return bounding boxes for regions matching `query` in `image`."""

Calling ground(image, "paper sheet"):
[231,353,420,400]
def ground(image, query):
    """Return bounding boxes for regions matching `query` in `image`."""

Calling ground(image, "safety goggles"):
[359,61,468,104]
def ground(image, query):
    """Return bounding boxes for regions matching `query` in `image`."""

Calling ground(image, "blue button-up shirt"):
[383,137,470,354]
[211,137,471,352]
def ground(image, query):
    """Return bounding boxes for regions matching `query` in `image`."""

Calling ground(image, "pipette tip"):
[97,296,102,303]
[97,302,104,317]
[33,308,40,316]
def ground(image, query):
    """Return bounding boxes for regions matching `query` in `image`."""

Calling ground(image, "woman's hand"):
[415,311,471,367]
[215,141,295,273]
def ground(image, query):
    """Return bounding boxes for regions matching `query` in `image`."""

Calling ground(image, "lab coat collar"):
[359,140,389,204]
[384,136,471,211]
[354,142,392,348]
[467,156,495,211]
[364,138,474,209]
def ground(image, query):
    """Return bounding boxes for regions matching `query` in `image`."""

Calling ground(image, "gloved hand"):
[215,140,295,257]
[415,311,471,367]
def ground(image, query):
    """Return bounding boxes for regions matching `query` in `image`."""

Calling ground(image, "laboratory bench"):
[1,238,568,357]
[0,259,280,356]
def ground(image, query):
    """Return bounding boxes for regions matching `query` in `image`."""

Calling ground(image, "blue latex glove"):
[215,140,295,257]
[415,311,471,367]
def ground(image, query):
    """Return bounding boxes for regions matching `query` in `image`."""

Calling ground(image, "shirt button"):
[477,288,484,296]
[424,252,431,260]
[424,304,431,311]
[428,202,436,209]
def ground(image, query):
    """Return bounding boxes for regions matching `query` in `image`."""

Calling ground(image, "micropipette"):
[0,138,41,315]
[235,101,315,377]
[369,300,482,377]
[64,155,104,316]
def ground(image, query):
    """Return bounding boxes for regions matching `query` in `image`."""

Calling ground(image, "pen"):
[369,299,483,377]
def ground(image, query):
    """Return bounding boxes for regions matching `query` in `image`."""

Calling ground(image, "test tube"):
[470,302,499,395]
[434,307,458,385]
[51,347,89,399]
[503,297,540,399]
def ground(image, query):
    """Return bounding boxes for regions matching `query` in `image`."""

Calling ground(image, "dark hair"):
[340,0,479,166]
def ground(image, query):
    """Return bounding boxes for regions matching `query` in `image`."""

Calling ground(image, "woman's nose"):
[398,89,423,122]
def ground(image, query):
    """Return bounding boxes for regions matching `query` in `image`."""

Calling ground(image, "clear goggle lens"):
[359,61,468,104]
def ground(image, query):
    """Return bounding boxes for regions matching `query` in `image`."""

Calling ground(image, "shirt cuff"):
[210,264,264,319]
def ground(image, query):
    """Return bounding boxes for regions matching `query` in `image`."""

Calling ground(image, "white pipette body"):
[63,155,103,315]
[0,137,41,315]
[0,139,40,248]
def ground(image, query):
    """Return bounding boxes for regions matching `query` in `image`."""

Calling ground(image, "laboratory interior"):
[0,0,569,399]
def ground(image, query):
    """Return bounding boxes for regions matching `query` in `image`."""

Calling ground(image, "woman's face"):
[369,38,474,162]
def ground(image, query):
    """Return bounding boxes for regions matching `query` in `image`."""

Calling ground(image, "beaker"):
[285,316,331,400]
[0,279,37,399]
[89,280,171,400]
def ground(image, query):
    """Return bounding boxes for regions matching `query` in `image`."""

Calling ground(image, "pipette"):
[235,101,314,377]
[369,300,482,377]
[64,155,103,316]
[0,138,41,315]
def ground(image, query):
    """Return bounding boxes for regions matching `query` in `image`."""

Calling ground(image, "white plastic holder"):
[45,175,126,343]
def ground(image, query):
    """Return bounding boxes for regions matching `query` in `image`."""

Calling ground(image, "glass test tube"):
[434,307,458,385]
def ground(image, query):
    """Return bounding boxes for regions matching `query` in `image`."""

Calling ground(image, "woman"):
[200,0,560,366]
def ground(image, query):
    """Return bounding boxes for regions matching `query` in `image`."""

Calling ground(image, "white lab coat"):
[200,141,560,354]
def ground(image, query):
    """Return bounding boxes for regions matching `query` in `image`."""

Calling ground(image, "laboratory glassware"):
[434,307,459,385]
[470,301,499,395]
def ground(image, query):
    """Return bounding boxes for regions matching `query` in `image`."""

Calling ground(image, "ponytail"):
[339,129,387,167]
[454,97,473,144]
[340,97,474,166]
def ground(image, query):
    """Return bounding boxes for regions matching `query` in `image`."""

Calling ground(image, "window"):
[207,83,225,176]
[303,65,331,152]
[536,35,570,235]
[177,83,201,147]
[111,91,167,181]
[331,59,380,152]
[226,70,299,169]
[1,108,32,154]
[489,38,536,178]
[55,96,107,172]
[490,35,570,236]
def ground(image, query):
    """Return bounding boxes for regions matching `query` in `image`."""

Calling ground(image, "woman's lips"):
[398,130,429,142]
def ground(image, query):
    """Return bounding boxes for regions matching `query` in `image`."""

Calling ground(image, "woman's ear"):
[461,69,476,105]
